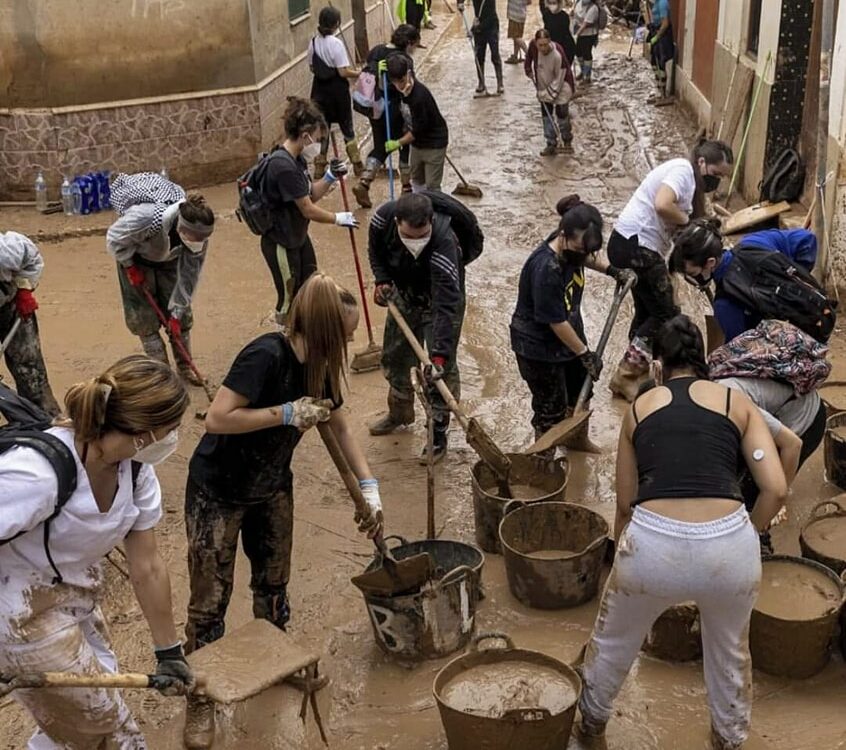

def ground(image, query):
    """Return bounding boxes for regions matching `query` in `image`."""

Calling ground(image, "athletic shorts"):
[507,19,525,39]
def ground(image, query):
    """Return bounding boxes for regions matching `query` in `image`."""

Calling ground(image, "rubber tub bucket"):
[433,633,581,750]
[359,536,485,660]
[824,412,846,490]
[800,498,846,575]
[750,555,845,679]
[499,501,608,609]
[642,603,702,662]
[471,454,568,554]
[818,381,846,417]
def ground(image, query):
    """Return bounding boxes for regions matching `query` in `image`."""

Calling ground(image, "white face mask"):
[302,139,322,161]
[400,234,431,259]
[132,428,179,465]
[179,234,206,254]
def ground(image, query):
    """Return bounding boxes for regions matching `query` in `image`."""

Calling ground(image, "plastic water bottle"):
[61,176,74,215]
[71,179,83,215]
[35,172,48,212]
[160,166,169,180]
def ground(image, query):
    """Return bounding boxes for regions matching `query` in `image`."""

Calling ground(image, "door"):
[692,0,720,98]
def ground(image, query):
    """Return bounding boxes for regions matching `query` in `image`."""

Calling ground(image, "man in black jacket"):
[368,193,465,462]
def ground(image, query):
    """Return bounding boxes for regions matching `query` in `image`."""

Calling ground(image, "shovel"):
[317,422,433,597]
[0,670,189,698]
[386,300,515,497]
[526,274,636,455]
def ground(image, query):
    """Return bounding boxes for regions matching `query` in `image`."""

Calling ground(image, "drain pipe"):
[815,0,835,286]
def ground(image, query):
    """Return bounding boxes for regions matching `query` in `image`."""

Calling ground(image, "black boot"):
[419,416,449,464]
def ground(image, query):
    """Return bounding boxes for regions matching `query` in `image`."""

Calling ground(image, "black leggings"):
[367,106,410,167]
[260,234,318,316]
[575,34,597,61]
[515,353,589,434]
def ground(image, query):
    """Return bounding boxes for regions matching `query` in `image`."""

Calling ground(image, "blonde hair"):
[288,273,357,402]
[61,355,189,442]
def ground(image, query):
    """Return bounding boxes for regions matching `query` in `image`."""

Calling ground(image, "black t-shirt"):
[262,147,312,248]
[510,241,585,362]
[472,0,499,31]
[188,333,342,502]
[401,80,449,149]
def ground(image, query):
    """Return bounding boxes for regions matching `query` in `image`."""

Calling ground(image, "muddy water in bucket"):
[499,501,608,609]
[750,555,845,678]
[471,454,568,554]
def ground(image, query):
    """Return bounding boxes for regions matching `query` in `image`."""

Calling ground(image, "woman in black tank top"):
[575,315,787,750]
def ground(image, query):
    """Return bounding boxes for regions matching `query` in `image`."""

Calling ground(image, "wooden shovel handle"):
[317,422,368,518]
[0,672,181,696]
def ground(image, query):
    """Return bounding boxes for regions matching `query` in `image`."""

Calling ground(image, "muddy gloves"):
[154,643,195,696]
[424,355,446,384]
[14,289,38,320]
[373,282,395,307]
[282,397,333,429]
[385,140,401,154]
[605,266,637,288]
[324,159,349,184]
[125,265,146,287]
[335,212,359,228]
[357,478,384,538]
[579,349,603,381]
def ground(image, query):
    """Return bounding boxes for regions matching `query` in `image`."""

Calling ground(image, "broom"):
[446,154,483,198]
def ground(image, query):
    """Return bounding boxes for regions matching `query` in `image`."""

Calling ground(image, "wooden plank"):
[187,619,319,704]
[724,201,791,235]
[714,63,755,144]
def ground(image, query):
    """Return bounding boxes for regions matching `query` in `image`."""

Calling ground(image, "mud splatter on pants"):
[0,606,145,749]
[515,354,589,434]
[0,301,60,416]
[580,506,760,747]
[184,478,293,652]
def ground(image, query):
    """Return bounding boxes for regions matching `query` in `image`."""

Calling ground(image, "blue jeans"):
[540,102,573,146]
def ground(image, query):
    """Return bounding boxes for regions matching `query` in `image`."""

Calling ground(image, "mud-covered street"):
[2,6,846,749]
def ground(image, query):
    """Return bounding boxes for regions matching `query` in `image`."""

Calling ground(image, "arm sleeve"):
[222,343,280,405]
[408,91,433,139]
[368,206,393,283]
[275,158,311,203]
[329,37,351,67]
[130,463,163,531]
[429,230,463,359]
[106,204,159,266]
[660,163,696,212]
[532,263,569,324]
[0,232,44,289]
[0,449,59,540]
[168,248,206,318]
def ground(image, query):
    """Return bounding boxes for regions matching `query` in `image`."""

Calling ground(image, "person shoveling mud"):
[0,357,194,748]
[182,274,384,748]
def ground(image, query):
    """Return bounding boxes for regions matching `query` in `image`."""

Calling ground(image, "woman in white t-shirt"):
[607,138,733,401]
[308,7,362,179]
[572,0,600,82]
[0,355,192,749]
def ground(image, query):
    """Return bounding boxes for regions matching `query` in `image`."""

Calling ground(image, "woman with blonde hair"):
[0,355,192,749]
[182,272,384,747]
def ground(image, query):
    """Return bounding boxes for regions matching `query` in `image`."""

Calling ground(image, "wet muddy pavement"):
[2,8,846,750]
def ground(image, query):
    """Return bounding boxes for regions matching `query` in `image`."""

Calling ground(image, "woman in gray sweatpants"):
[575,315,787,750]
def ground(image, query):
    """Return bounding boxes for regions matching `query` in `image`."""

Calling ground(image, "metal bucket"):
[800,498,846,575]
[471,454,568,554]
[824,412,846,490]
[499,501,608,609]
[818,381,846,417]
[642,603,702,662]
[750,555,845,679]
[433,633,581,750]
[359,536,485,660]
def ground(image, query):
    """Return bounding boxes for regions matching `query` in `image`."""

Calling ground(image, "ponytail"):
[652,314,709,380]
[556,193,604,253]
[669,217,724,272]
[283,97,327,140]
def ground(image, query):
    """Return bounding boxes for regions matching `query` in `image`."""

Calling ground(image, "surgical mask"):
[302,139,322,161]
[400,234,431,259]
[702,173,721,193]
[179,234,206,254]
[132,428,179,465]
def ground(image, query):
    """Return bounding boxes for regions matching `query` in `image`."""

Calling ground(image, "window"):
[289,0,310,23]
[746,0,763,57]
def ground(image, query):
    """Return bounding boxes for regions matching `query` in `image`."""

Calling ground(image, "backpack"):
[708,319,831,395]
[309,37,341,82]
[760,148,805,204]
[0,383,140,584]
[235,150,291,238]
[720,245,837,343]
[421,190,484,265]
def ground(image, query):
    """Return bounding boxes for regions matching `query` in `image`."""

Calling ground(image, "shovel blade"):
[350,344,383,373]
[351,552,433,597]
[525,410,591,455]
[465,418,511,478]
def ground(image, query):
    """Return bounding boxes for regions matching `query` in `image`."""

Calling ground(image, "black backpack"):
[235,149,290,238]
[421,190,484,265]
[760,148,805,204]
[0,383,140,584]
[719,245,837,343]
[309,37,341,82]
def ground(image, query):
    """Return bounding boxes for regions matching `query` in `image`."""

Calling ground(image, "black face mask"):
[702,174,721,193]
[562,250,587,267]
[683,272,711,289]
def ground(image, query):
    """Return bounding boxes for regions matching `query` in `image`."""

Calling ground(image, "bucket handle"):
[809,499,846,520]
[502,499,525,517]
[471,632,516,652]
[435,564,476,591]
[381,534,410,549]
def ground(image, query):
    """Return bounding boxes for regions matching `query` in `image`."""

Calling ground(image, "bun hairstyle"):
[283,97,327,140]
[318,6,341,34]
[556,194,604,253]
[652,314,709,380]
[391,23,420,49]
[690,137,734,218]
[179,193,214,227]
[62,355,189,443]
[669,217,724,272]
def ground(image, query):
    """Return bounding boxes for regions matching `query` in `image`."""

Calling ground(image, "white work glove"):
[356,478,384,538]
[281,397,333,429]
[335,211,359,228]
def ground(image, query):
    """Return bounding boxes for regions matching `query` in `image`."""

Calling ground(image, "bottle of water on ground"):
[71,179,83,215]
[61,176,74,215]
[35,172,48,212]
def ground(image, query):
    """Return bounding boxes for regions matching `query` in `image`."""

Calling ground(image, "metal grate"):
[289,0,310,22]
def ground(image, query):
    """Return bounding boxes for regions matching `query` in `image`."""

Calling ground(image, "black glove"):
[373,282,395,307]
[579,349,603,381]
[327,158,348,179]
[154,643,194,696]
[605,266,637,287]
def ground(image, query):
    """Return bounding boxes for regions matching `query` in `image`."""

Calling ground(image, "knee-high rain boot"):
[172,329,204,386]
[609,340,651,402]
[345,140,365,177]
[312,153,328,181]
[369,388,416,435]
[495,63,504,95]
[140,333,169,364]
[352,157,381,208]
[558,403,602,453]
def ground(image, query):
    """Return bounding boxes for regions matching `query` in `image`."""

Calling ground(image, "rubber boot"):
[573,715,608,750]
[558,404,602,453]
[474,66,487,97]
[352,158,380,208]
[495,64,504,95]
[140,333,169,364]
[710,726,742,750]
[369,388,415,435]
[399,165,413,194]
[608,356,650,402]
[253,587,291,631]
[582,61,593,84]
[419,415,449,464]
[312,153,328,181]
[345,140,365,177]
[183,696,215,750]
[172,329,205,386]
[532,426,556,463]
